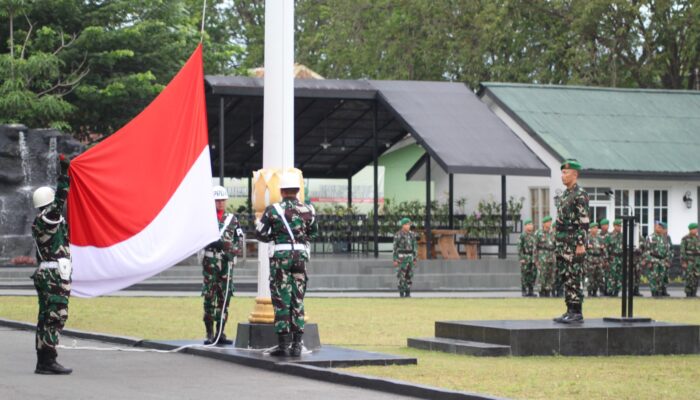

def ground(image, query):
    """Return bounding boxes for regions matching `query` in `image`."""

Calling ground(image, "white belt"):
[40,261,59,269]
[274,243,309,252]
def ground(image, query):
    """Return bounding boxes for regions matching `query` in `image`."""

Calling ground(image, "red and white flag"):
[67,44,218,297]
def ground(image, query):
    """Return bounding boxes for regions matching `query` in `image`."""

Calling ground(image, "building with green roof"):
[478,83,700,242]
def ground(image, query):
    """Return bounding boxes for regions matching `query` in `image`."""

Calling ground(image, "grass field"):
[1,295,699,399]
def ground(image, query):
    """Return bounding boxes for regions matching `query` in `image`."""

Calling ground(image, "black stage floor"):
[409,319,700,357]
[141,339,416,368]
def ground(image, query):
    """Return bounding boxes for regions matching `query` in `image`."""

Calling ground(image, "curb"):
[0,317,505,400]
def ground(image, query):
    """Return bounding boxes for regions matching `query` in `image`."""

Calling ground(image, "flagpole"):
[248,0,295,324]
[200,0,207,42]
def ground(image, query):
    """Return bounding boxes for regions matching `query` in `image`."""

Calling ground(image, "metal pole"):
[426,154,432,260]
[247,174,252,212]
[219,96,225,185]
[621,218,629,317]
[627,217,635,317]
[348,176,352,208]
[373,102,379,258]
[500,175,507,259]
[448,173,454,229]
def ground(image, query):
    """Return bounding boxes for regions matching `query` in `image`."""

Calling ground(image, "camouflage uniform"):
[555,184,590,310]
[585,233,607,296]
[518,231,537,296]
[256,198,318,335]
[680,233,700,297]
[393,229,417,297]
[605,231,623,296]
[533,227,556,296]
[643,232,671,297]
[202,212,243,339]
[32,169,70,364]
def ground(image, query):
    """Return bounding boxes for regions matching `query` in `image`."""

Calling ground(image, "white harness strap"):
[220,213,234,237]
[273,203,297,250]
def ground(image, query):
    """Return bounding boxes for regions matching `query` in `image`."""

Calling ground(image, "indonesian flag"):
[67,44,219,297]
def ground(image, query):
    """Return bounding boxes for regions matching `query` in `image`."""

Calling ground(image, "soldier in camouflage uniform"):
[256,173,318,357]
[680,223,700,297]
[518,219,537,297]
[553,159,590,323]
[584,223,606,297]
[201,186,243,345]
[598,218,610,294]
[662,224,673,296]
[605,219,623,296]
[31,154,72,374]
[393,217,417,298]
[643,221,671,297]
[551,221,564,297]
[534,216,556,297]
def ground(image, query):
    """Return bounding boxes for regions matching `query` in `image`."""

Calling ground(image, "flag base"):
[248,297,275,323]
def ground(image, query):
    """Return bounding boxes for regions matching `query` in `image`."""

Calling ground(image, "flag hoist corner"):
[67,44,219,297]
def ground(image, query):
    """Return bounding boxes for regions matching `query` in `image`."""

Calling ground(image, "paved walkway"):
[0,327,414,400]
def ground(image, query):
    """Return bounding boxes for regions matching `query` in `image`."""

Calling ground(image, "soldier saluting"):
[256,172,318,357]
[31,154,73,374]
[553,159,590,323]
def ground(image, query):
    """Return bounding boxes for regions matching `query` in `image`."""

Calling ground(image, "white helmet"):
[33,186,55,208]
[279,172,300,189]
[213,185,229,200]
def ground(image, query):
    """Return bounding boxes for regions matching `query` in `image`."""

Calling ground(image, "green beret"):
[590,222,598,228]
[399,217,411,226]
[613,219,622,226]
[523,218,533,226]
[689,223,698,230]
[600,218,609,225]
[560,158,582,171]
[656,221,667,229]
[542,216,552,223]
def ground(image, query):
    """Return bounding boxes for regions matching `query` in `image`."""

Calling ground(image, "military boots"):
[269,334,291,357]
[215,321,233,345]
[204,320,215,344]
[35,350,72,375]
[290,332,304,357]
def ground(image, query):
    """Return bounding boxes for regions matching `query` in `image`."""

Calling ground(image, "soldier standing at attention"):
[599,219,610,239]
[680,222,700,297]
[598,218,610,293]
[31,155,72,374]
[534,216,556,297]
[256,173,318,357]
[201,186,243,345]
[393,217,417,298]
[553,159,590,323]
[584,223,606,297]
[662,224,673,297]
[605,219,624,297]
[518,219,537,297]
[643,221,671,297]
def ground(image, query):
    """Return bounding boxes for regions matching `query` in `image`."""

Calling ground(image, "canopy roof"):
[480,82,700,179]
[205,76,549,179]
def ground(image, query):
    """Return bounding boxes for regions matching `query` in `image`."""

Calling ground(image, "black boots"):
[269,334,291,357]
[290,332,304,357]
[405,289,411,298]
[203,320,214,344]
[215,321,233,345]
[553,303,583,324]
[35,350,72,375]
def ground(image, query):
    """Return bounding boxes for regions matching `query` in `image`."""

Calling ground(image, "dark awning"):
[204,77,550,179]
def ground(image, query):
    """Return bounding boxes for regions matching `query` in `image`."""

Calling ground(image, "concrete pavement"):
[0,327,416,400]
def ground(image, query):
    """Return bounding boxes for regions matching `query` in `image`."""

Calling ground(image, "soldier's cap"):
[599,218,609,225]
[399,217,411,226]
[542,216,552,223]
[523,218,533,226]
[689,222,698,230]
[613,219,622,225]
[560,158,582,171]
[655,221,667,229]
[590,222,599,228]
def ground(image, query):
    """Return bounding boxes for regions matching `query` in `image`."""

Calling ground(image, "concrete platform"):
[409,319,700,357]
[141,339,417,368]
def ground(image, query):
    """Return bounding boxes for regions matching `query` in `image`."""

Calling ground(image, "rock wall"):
[0,124,84,264]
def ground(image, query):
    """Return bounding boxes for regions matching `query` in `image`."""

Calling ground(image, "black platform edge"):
[408,337,511,357]
[0,318,143,346]
[603,317,653,323]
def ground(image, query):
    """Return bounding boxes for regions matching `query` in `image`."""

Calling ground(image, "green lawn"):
[1,296,698,399]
